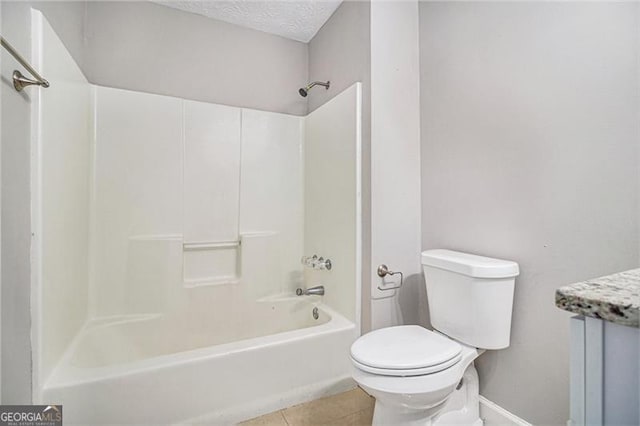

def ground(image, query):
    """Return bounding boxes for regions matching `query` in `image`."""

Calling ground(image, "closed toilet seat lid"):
[350,326,462,377]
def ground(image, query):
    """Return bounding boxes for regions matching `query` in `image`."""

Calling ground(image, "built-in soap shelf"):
[183,238,240,288]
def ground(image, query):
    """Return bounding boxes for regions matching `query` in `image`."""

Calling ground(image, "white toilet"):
[351,249,519,425]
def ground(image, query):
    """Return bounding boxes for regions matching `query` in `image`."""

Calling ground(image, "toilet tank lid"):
[421,249,519,278]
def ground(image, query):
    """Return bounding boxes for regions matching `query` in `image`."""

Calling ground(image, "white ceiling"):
[152,0,343,43]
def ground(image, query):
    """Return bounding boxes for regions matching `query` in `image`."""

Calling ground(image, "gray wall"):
[308,1,369,115]
[420,2,640,424]
[84,1,308,116]
[308,0,372,330]
[1,0,86,404]
[7,2,310,117]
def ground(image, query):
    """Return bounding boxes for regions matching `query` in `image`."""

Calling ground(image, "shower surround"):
[30,11,361,424]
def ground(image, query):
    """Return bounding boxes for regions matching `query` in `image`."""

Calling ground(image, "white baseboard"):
[479,396,532,426]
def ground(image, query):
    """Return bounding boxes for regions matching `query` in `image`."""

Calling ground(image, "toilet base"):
[372,399,447,426]
[433,363,482,425]
[370,364,483,426]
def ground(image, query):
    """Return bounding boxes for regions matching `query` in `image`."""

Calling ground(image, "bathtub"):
[42,299,357,424]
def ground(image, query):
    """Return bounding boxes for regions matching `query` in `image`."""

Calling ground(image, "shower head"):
[298,81,330,97]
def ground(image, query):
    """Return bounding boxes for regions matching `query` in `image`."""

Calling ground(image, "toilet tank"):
[422,249,519,350]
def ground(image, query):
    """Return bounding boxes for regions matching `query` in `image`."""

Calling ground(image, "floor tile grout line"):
[246,388,374,426]
[320,407,373,426]
[280,409,291,426]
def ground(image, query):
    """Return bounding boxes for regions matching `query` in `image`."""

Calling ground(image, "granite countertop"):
[555,268,639,328]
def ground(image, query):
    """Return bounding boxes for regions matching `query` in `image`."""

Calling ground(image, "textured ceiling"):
[151,1,343,43]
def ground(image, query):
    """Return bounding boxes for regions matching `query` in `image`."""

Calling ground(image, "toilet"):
[351,249,519,425]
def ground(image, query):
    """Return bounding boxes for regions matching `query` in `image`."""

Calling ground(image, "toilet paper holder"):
[377,264,404,291]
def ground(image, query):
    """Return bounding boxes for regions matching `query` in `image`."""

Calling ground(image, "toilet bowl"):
[351,325,483,425]
[351,250,519,426]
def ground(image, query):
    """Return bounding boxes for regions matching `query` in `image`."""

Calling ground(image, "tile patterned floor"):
[240,387,375,426]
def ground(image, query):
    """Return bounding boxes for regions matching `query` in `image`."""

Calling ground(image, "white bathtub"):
[42,299,357,424]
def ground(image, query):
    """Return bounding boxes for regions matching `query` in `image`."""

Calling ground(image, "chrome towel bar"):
[1,35,50,91]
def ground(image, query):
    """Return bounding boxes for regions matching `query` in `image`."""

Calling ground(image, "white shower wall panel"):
[90,87,306,316]
[304,84,361,324]
[31,10,92,386]
[240,109,305,292]
[122,236,183,314]
[183,100,241,243]
[241,232,282,299]
[91,87,183,316]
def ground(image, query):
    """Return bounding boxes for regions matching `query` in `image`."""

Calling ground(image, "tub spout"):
[296,286,325,296]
